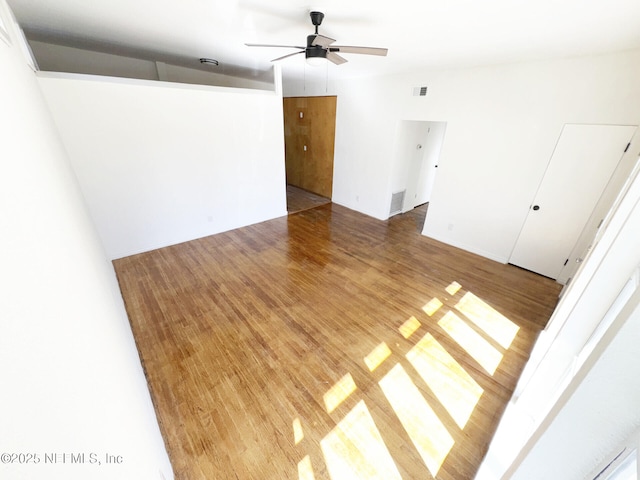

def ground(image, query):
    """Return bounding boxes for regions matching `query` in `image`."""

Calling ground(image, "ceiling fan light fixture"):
[306,48,326,66]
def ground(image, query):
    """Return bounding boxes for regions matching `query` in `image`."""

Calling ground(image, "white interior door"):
[509,124,637,280]
[402,121,447,212]
[403,127,429,212]
[417,122,447,205]
[556,132,640,285]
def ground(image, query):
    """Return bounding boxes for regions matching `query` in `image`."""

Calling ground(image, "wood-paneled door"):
[283,96,336,199]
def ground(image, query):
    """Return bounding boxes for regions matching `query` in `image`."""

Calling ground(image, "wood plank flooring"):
[114,203,561,480]
[287,185,331,214]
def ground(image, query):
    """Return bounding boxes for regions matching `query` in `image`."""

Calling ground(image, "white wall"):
[162,62,274,90]
[475,157,640,478]
[38,72,287,259]
[29,40,275,90]
[511,284,640,480]
[30,40,159,80]
[284,50,640,262]
[0,1,172,478]
[333,79,400,219]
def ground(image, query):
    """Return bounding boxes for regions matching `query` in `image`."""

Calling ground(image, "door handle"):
[532,205,540,211]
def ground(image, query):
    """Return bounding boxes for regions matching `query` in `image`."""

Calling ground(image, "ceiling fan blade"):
[331,46,388,56]
[245,43,305,49]
[271,51,305,62]
[327,52,348,65]
[311,34,336,47]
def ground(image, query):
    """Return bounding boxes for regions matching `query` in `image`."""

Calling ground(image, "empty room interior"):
[2,1,640,479]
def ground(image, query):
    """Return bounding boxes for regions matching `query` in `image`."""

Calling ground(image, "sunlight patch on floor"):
[296,283,519,479]
[455,292,520,349]
[320,400,402,480]
[407,333,483,429]
[399,316,421,339]
[293,417,304,445]
[438,311,503,375]
[298,455,315,480]
[379,363,455,477]
[364,342,392,372]
[445,281,462,296]
[422,298,444,317]
[324,373,357,414]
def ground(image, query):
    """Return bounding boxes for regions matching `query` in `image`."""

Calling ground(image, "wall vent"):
[413,86,428,96]
[389,190,406,216]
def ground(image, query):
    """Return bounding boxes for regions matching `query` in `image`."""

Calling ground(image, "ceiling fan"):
[245,11,388,65]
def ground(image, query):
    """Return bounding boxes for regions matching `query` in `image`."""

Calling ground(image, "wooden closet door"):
[283,96,336,198]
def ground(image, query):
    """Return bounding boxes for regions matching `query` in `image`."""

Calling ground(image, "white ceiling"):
[7,0,640,83]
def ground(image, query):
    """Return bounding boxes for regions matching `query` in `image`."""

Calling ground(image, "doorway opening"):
[391,120,447,231]
[283,95,337,214]
[286,185,331,214]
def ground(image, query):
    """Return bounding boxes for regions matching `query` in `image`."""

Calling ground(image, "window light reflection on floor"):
[379,363,455,477]
[323,373,357,414]
[320,400,402,480]
[298,455,315,480]
[293,417,304,445]
[399,316,422,339]
[455,292,519,349]
[445,281,462,296]
[364,342,392,371]
[407,333,483,429]
[296,282,518,480]
[439,311,503,375]
[422,298,444,316]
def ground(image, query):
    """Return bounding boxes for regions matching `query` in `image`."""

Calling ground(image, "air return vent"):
[413,86,428,96]
[389,190,406,216]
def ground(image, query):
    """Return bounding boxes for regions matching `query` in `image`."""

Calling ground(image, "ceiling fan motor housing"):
[305,45,327,60]
[310,11,324,27]
[307,34,323,47]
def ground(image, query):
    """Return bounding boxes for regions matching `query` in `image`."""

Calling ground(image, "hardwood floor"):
[114,203,561,480]
[287,184,331,214]
[399,202,429,233]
